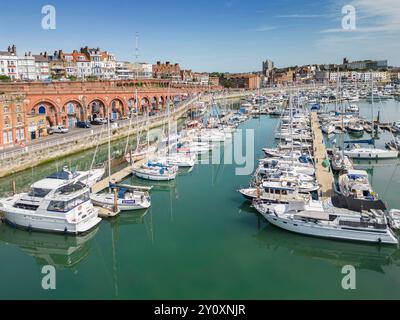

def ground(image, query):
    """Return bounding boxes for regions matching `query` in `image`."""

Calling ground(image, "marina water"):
[0,100,400,299]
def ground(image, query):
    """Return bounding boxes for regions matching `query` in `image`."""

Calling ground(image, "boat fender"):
[64,227,68,234]
[378,237,382,244]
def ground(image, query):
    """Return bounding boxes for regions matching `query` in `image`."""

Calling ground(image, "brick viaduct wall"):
[0,79,213,128]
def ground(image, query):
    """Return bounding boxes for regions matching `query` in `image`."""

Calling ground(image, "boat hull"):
[1,209,101,235]
[90,195,150,211]
[344,150,399,159]
[261,211,398,245]
[133,169,177,181]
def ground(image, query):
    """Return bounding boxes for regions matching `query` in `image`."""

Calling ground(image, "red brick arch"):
[88,98,107,119]
[31,99,61,127]
[110,98,126,118]
[63,100,86,125]
[139,96,151,112]
[17,80,213,127]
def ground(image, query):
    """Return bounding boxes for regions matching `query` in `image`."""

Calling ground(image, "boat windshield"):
[28,188,51,198]
[47,191,90,213]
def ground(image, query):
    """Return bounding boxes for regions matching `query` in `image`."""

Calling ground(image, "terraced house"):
[0,45,18,80]
[0,94,27,149]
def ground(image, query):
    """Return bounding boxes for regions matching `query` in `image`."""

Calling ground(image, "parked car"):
[106,117,116,123]
[51,125,69,134]
[91,117,107,125]
[76,121,92,128]
[47,127,54,135]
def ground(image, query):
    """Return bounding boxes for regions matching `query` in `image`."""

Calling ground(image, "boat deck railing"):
[339,220,387,230]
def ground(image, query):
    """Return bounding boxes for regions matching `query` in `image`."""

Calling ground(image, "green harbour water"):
[1,100,400,299]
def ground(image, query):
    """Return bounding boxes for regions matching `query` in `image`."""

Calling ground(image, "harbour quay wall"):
[0,85,320,177]
[0,97,196,178]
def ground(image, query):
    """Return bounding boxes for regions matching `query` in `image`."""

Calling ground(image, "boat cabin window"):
[28,188,51,198]
[362,190,371,197]
[47,191,90,212]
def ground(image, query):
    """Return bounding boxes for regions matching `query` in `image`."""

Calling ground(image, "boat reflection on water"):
[0,224,99,268]
[254,223,400,273]
[112,209,149,227]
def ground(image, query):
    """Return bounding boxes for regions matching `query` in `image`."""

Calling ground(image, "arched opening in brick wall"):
[110,99,125,120]
[64,101,85,127]
[89,99,106,120]
[32,101,60,127]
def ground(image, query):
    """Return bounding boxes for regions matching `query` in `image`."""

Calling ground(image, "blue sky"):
[0,0,399,72]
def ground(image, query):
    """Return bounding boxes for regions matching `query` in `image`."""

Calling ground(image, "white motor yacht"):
[238,181,311,203]
[0,182,101,234]
[254,200,398,245]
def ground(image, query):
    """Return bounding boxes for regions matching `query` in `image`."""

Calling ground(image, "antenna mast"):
[135,32,139,79]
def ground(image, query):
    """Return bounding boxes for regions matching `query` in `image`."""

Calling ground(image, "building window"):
[3,105,9,113]
[38,105,46,114]
[17,114,23,125]
[3,130,13,144]
[16,128,25,141]
[4,116,10,128]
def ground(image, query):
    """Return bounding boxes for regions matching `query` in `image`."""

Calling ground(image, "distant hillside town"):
[1,44,399,89]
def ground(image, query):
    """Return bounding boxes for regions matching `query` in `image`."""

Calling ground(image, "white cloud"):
[320,0,400,33]
[315,0,400,65]
[320,24,400,33]
[277,14,324,18]
[252,25,276,32]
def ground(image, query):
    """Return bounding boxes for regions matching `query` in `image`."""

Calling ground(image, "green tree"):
[0,75,12,82]
[86,75,98,81]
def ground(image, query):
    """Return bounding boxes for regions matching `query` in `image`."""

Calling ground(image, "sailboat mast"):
[108,104,111,182]
[167,84,171,156]
[135,89,140,149]
[340,74,344,159]
[371,72,375,144]
[335,67,339,113]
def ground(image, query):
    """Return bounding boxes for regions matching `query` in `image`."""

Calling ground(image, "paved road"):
[0,98,198,159]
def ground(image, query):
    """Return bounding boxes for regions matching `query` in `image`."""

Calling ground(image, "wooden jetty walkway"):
[91,166,133,194]
[311,112,335,200]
